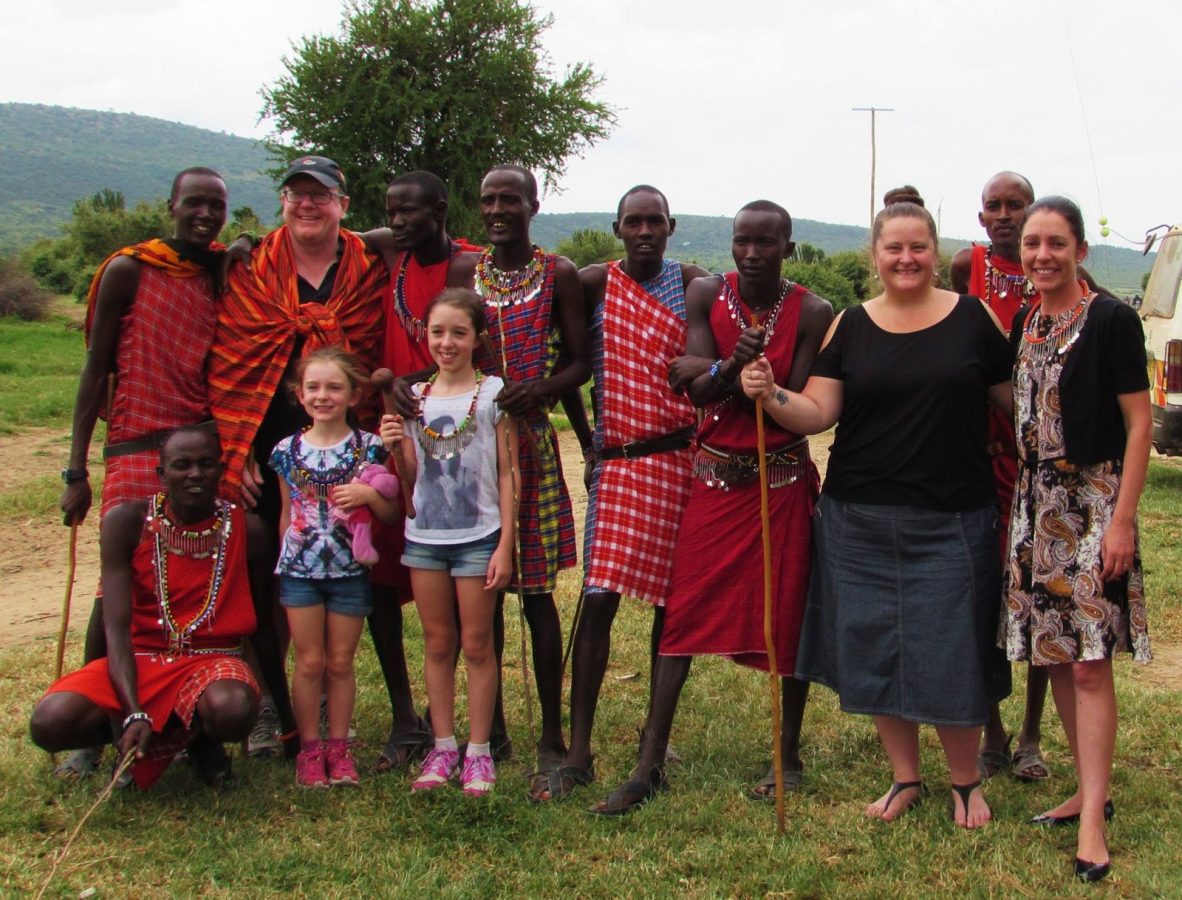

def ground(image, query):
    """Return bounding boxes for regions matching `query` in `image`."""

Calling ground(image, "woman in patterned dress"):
[1002,196,1151,882]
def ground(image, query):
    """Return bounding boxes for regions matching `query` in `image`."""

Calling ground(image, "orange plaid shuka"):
[208,227,387,489]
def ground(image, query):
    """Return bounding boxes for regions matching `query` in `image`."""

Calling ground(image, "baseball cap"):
[280,156,346,191]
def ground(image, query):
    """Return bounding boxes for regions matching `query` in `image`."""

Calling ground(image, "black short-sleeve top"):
[811,295,1013,511]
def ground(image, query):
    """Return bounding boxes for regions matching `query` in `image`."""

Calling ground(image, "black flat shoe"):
[1074,857,1111,882]
[1029,798,1114,826]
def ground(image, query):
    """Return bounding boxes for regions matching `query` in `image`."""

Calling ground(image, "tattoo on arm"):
[773,389,789,406]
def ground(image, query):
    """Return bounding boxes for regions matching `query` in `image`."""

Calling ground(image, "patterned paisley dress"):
[1001,300,1151,665]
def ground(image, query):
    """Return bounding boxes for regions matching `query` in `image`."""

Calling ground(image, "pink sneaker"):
[412,747,459,791]
[461,753,496,797]
[325,741,359,787]
[295,745,329,789]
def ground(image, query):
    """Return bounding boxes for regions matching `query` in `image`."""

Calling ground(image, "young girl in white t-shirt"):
[380,288,516,796]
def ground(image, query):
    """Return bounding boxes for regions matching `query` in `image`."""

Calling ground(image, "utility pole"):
[852,106,894,233]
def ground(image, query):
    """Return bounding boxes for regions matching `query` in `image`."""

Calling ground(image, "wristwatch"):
[61,468,88,484]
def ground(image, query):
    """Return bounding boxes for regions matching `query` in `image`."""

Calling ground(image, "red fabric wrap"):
[209,227,386,490]
[584,262,696,604]
[45,503,258,787]
[659,275,817,671]
[968,245,1025,552]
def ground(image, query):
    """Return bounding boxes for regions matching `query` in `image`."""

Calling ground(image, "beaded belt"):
[693,437,811,490]
[598,426,696,461]
[105,420,218,459]
[135,646,243,663]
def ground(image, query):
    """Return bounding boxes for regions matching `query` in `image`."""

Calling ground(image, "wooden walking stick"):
[54,522,79,683]
[370,368,419,519]
[753,330,787,834]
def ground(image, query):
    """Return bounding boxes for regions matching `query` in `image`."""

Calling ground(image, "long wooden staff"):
[54,523,79,683]
[370,369,418,519]
[480,326,537,755]
[753,322,786,834]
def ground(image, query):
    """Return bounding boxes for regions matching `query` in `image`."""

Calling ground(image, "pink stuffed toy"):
[332,463,400,566]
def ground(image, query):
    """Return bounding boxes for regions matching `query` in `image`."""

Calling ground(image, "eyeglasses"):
[281,188,343,205]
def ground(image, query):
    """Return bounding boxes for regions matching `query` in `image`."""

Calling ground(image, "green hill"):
[0,103,279,252]
[0,104,1154,293]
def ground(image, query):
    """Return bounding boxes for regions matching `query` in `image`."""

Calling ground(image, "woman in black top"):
[740,202,1012,829]
[1002,197,1150,883]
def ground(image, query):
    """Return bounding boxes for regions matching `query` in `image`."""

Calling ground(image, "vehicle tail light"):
[1167,340,1182,392]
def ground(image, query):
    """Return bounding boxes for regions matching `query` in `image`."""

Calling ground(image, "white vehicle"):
[1141,224,1182,455]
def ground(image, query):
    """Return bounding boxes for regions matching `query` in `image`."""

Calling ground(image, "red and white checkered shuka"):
[584,265,696,605]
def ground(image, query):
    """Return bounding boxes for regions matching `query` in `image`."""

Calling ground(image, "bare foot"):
[865,781,924,821]
[951,783,992,829]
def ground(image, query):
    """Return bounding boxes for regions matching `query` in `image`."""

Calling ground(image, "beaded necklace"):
[417,369,484,460]
[1020,280,1092,364]
[148,493,231,657]
[984,247,1036,305]
[475,245,546,307]
[722,277,792,337]
[290,427,364,500]
[393,242,461,342]
[147,497,225,558]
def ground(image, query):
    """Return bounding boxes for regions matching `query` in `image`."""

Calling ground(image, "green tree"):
[555,228,622,267]
[793,242,826,264]
[26,189,171,298]
[261,0,617,236]
[783,260,858,312]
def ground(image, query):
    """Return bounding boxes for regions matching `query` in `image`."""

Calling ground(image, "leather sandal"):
[589,767,668,816]
[528,762,595,803]
[373,716,433,773]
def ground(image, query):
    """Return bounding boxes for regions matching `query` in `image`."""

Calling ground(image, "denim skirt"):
[795,495,1011,727]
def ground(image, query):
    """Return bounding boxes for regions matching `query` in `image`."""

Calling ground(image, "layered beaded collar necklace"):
[290,427,364,500]
[393,242,462,342]
[1020,279,1092,364]
[475,246,546,307]
[147,493,231,656]
[985,247,1036,305]
[417,369,483,459]
[722,277,792,337]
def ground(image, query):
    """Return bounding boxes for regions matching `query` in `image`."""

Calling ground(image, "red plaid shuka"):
[83,241,220,516]
[475,254,576,593]
[209,227,386,490]
[584,262,695,605]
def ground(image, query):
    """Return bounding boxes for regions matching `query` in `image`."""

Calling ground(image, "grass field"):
[2,309,1181,897]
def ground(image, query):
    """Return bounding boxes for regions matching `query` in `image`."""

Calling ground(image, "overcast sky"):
[4,0,1178,246]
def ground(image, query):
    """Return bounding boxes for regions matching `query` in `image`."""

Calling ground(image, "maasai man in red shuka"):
[950,171,1053,785]
[343,170,481,773]
[530,186,710,802]
[592,201,834,815]
[33,428,262,789]
[466,165,590,768]
[54,168,229,780]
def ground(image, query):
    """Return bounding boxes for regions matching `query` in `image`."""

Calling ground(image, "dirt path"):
[5,424,1180,692]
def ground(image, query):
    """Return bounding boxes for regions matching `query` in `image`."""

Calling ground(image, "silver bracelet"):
[121,711,151,731]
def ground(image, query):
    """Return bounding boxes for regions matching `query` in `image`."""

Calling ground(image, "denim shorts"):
[402,530,500,578]
[279,574,372,618]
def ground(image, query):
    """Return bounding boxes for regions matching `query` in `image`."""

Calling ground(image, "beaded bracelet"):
[121,711,152,731]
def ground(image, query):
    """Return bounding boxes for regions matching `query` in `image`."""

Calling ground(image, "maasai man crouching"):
[458,164,590,767]
[56,167,229,778]
[31,427,264,788]
[593,201,833,814]
[529,185,709,801]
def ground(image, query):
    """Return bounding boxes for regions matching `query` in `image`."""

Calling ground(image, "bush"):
[0,259,51,320]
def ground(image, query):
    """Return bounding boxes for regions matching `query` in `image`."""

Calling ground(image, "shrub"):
[0,259,51,320]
